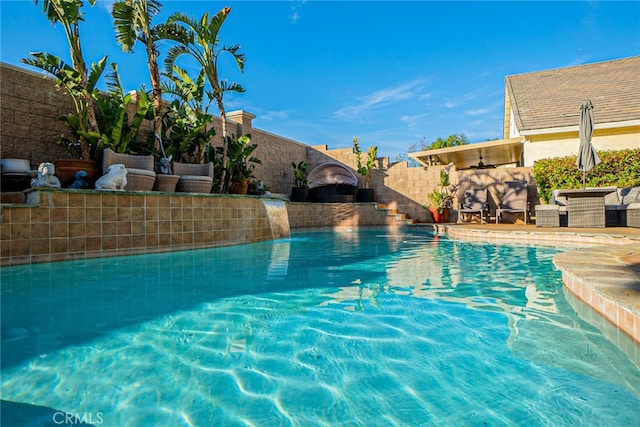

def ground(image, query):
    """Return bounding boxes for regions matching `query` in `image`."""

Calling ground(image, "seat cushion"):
[179,175,213,183]
[621,187,640,205]
[126,167,156,178]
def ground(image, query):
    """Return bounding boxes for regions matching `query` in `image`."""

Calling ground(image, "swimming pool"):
[1,228,638,425]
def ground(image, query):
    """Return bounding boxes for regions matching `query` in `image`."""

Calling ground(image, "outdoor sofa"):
[535,187,640,228]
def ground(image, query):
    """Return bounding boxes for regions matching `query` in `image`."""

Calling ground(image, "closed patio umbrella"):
[576,100,601,189]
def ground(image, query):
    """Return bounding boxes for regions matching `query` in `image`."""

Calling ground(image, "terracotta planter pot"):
[54,159,99,188]
[429,207,450,223]
[229,179,249,194]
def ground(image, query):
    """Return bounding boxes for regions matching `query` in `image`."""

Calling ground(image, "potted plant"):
[425,168,456,223]
[224,134,261,194]
[353,136,378,202]
[290,160,309,202]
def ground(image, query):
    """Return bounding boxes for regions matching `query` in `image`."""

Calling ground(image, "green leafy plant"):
[23,52,107,160]
[161,100,216,164]
[291,161,309,188]
[22,0,105,160]
[164,6,245,192]
[223,134,261,192]
[161,66,216,164]
[425,169,456,214]
[533,148,640,203]
[353,136,378,188]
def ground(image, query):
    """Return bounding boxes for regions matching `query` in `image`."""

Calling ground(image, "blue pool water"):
[1,228,639,426]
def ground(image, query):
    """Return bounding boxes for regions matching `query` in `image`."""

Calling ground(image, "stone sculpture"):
[95,164,127,190]
[69,170,89,189]
[156,155,173,175]
[30,162,61,188]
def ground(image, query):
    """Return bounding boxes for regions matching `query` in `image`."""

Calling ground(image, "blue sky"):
[1,1,639,159]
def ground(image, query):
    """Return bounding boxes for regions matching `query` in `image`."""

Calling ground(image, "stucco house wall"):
[505,56,640,166]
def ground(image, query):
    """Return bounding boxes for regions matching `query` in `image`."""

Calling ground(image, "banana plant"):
[111,0,188,150]
[161,66,216,164]
[163,7,246,191]
[22,0,103,160]
[78,62,153,155]
[22,52,107,160]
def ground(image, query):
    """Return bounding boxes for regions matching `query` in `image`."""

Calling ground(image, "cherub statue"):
[30,162,61,188]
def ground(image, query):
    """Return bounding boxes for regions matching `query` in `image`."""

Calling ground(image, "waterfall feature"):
[262,199,291,239]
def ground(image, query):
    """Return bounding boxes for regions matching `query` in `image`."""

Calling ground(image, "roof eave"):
[519,119,640,136]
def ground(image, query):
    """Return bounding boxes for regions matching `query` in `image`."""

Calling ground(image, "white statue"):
[31,162,61,188]
[95,164,127,190]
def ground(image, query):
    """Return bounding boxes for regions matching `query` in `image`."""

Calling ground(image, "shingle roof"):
[506,56,640,132]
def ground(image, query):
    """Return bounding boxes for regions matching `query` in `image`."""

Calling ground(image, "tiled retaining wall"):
[0,189,397,266]
[286,202,399,229]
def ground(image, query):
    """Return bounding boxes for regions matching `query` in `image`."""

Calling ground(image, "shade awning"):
[307,162,358,189]
[408,137,524,170]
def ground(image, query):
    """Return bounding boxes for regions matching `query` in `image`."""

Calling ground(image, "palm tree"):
[24,0,103,160]
[164,7,245,187]
[36,0,90,76]
[112,0,176,151]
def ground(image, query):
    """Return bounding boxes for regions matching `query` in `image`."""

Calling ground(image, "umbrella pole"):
[582,170,586,189]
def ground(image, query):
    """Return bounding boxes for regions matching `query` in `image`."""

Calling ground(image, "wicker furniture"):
[102,148,156,191]
[172,162,214,194]
[556,188,615,228]
[605,187,640,227]
[458,189,489,224]
[496,181,529,225]
[153,174,180,192]
[535,204,560,227]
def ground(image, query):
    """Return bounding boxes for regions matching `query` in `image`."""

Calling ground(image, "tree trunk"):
[147,38,163,152]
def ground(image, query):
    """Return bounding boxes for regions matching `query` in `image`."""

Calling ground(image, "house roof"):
[506,56,640,133]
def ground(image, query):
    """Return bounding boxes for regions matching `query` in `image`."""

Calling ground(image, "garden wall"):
[1,62,536,224]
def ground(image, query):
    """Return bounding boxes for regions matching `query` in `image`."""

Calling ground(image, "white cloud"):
[334,80,426,119]
[400,113,430,129]
[261,110,291,121]
[466,108,489,116]
[444,90,479,109]
[290,0,308,24]
[97,0,115,13]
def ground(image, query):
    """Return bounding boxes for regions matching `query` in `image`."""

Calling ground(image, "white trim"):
[519,119,640,136]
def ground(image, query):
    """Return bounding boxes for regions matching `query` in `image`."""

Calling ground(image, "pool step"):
[376,203,417,225]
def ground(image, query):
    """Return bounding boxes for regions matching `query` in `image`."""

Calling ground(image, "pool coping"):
[432,224,640,345]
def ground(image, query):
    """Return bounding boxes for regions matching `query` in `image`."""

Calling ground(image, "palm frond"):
[111,1,136,52]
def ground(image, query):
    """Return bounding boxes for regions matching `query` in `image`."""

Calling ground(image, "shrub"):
[533,148,640,203]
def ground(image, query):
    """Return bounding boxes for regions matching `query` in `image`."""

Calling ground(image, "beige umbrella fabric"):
[576,100,601,189]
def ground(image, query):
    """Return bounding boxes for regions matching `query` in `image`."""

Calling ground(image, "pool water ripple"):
[1,229,639,425]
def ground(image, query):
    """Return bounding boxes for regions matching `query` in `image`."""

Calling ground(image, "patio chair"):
[102,148,156,191]
[172,162,214,193]
[457,189,489,224]
[496,180,529,225]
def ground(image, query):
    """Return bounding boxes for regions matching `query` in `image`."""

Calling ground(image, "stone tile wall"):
[0,189,399,266]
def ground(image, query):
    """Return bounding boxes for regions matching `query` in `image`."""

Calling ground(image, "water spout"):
[262,199,291,239]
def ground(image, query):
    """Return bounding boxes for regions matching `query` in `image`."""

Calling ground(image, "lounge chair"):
[172,162,214,193]
[496,180,529,224]
[457,189,489,224]
[102,148,156,191]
